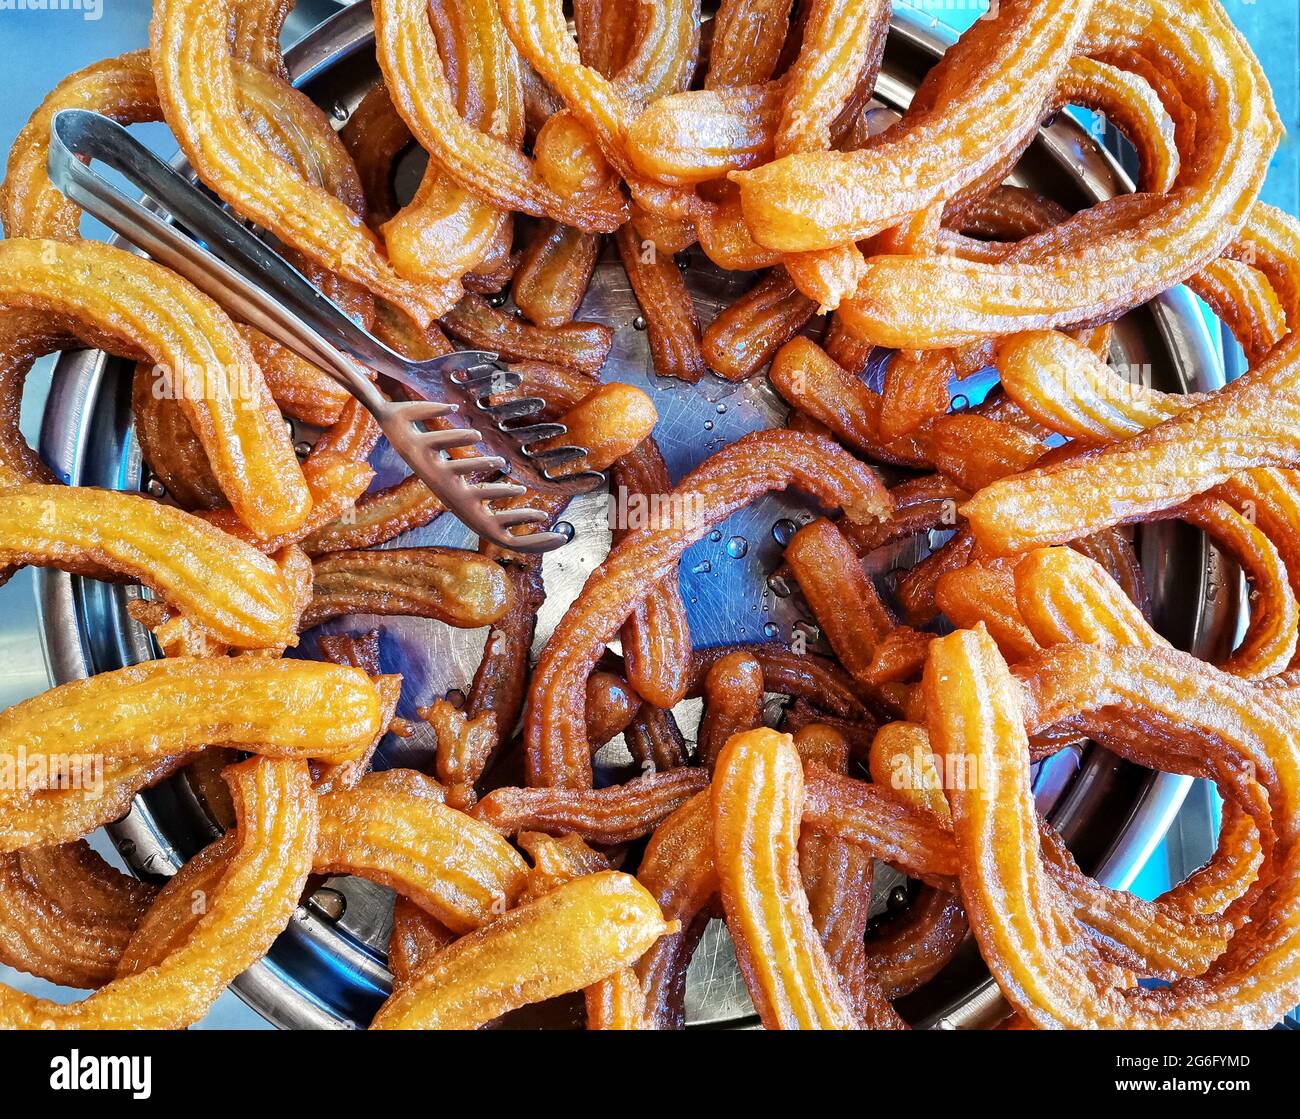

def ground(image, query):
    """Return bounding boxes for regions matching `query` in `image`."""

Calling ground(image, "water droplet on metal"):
[888,885,910,910]
[554,521,575,541]
[331,101,349,122]
[294,441,312,457]
[632,315,647,330]
[311,887,347,920]
[771,518,797,546]
[446,688,466,708]
[145,478,166,498]
[703,419,714,431]
[715,403,727,414]
[488,291,509,308]
[709,529,723,543]
[950,393,970,412]
[725,536,748,559]
[762,621,780,639]
[691,559,712,575]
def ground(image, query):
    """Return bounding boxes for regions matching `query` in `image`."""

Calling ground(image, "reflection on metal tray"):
[35,1,1237,1029]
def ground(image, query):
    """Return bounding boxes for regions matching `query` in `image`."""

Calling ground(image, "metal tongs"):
[47,108,604,553]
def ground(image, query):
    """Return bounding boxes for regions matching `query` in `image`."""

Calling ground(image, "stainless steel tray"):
[35,0,1236,1029]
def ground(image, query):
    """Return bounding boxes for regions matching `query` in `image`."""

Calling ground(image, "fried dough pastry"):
[314,775,528,933]
[496,0,700,203]
[837,0,1282,347]
[380,0,523,287]
[795,724,903,1028]
[513,220,601,327]
[614,222,706,383]
[369,872,675,1029]
[302,547,514,631]
[712,728,857,1029]
[931,628,1300,1029]
[374,0,626,233]
[702,268,818,381]
[440,294,613,373]
[0,485,302,649]
[153,0,455,325]
[734,0,1092,252]
[785,518,931,685]
[0,757,315,1029]
[966,208,1300,551]
[0,841,157,989]
[0,658,383,851]
[103,768,513,974]
[697,651,764,771]
[1,51,158,242]
[0,238,308,536]
[472,768,710,844]
[513,831,651,1030]
[610,440,694,709]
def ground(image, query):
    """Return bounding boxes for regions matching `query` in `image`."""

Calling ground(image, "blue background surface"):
[0,0,1296,1026]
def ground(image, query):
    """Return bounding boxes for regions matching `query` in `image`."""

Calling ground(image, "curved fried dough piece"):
[388,897,457,988]
[314,776,528,933]
[697,651,764,771]
[374,0,626,232]
[705,0,793,89]
[1,52,157,241]
[634,790,717,1029]
[614,222,707,383]
[153,0,453,326]
[513,220,601,327]
[768,337,926,467]
[712,728,857,1029]
[837,0,1281,347]
[775,0,891,311]
[525,430,890,787]
[1013,547,1163,652]
[796,724,904,1028]
[935,558,1042,664]
[0,658,382,851]
[934,630,1300,1029]
[301,547,514,631]
[301,473,445,557]
[0,317,81,488]
[382,0,522,285]
[0,841,156,989]
[968,209,1300,552]
[867,886,968,1001]
[627,82,784,187]
[497,0,700,197]
[610,439,694,709]
[472,768,710,844]
[118,769,503,973]
[775,0,888,158]
[369,872,675,1029]
[440,294,613,373]
[0,485,300,648]
[0,757,315,1029]
[785,518,931,685]
[0,238,308,537]
[513,831,650,1030]
[702,268,818,382]
[734,0,1092,251]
